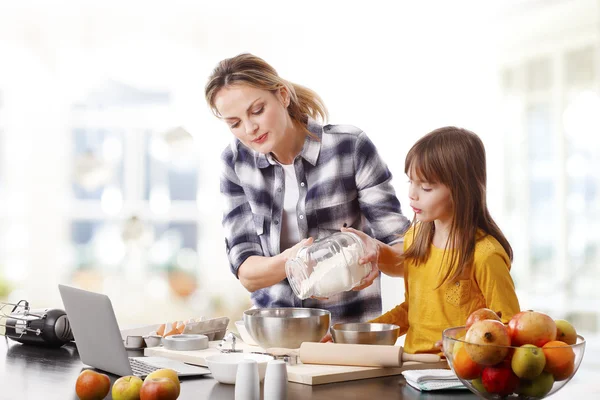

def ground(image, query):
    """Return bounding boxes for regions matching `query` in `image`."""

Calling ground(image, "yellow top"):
[370,226,520,354]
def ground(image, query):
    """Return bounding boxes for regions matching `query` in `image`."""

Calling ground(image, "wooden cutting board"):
[144,340,448,385]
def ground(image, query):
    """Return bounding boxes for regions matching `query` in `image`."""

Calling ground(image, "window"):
[501,44,600,323]
[68,81,200,300]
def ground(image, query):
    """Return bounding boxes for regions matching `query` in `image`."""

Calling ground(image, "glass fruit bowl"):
[442,326,585,399]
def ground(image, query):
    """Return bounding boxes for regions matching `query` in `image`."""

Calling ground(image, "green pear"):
[511,344,546,379]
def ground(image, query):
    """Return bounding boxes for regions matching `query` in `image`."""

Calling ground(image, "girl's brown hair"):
[205,53,328,130]
[404,126,512,286]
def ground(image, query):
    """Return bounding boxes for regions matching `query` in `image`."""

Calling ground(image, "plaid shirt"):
[220,118,409,323]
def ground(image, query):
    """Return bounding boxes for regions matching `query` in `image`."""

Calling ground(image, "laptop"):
[58,284,211,378]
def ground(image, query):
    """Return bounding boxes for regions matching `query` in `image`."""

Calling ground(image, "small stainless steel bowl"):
[243,308,331,349]
[331,323,400,345]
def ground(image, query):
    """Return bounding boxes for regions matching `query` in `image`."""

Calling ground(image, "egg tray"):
[182,316,229,341]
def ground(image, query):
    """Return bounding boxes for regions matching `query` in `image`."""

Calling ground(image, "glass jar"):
[285,232,372,299]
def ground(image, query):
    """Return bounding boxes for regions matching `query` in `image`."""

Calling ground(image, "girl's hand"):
[320,332,333,343]
[341,227,380,291]
[352,265,380,291]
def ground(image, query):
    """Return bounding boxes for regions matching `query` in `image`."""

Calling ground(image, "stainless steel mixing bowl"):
[243,308,331,349]
[331,322,400,345]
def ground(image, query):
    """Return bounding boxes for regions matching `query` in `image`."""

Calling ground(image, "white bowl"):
[143,335,163,348]
[235,320,258,346]
[205,353,273,384]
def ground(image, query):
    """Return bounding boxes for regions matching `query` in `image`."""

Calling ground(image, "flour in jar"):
[299,243,371,298]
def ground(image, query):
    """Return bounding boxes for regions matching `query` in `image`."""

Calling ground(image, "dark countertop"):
[0,337,475,399]
[1,337,597,399]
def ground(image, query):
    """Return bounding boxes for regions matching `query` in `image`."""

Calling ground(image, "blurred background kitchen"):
[0,0,598,347]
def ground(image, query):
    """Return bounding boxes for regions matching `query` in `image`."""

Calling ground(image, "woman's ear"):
[277,86,291,108]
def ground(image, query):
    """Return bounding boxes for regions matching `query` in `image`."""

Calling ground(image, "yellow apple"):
[511,344,546,379]
[112,375,143,400]
[555,319,577,345]
[144,369,180,397]
[518,371,554,397]
[471,377,486,393]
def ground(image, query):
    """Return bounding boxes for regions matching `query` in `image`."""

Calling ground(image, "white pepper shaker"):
[235,359,260,400]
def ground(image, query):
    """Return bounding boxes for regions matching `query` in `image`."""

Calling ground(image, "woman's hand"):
[341,227,380,291]
[281,237,314,262]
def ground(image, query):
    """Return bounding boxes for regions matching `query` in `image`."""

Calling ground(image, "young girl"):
[350,126,520,354]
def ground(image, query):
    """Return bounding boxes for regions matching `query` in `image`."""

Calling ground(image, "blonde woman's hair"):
[205,53,328,130]
[403,126,513,287]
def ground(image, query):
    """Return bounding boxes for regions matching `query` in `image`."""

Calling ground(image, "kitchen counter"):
[0,337,597,399]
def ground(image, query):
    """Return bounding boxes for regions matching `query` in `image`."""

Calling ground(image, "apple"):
[140,378,178,400]
[75,369,110,400]
[112,375,143,400]
[518,371,555,397]
[511,344,546,379]
[465,308,502,330]
[508,311,556,347]
[145,369,180,397]
[555,319,577,345]
[465,320,511,365]
[481,364,519,396]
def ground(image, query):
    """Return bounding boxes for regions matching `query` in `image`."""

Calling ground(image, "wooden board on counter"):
[144,340,448,385]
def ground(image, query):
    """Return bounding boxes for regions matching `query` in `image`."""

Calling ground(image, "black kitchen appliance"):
[1,300,73,347]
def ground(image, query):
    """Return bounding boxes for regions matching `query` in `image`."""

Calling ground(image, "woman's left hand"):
[341,227,380,291]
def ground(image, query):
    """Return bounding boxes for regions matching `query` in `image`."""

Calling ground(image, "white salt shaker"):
[234,359,260,400]
[263,360,288,400]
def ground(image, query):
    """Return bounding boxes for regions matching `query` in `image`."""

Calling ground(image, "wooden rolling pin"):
[267,343,441,367]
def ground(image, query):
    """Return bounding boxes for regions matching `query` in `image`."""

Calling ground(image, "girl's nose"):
[408,185,417,200]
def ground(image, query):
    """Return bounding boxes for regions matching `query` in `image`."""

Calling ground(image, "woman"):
[205,53,409,323]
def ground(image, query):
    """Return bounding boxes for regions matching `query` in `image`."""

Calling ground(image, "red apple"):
[112,375,143,400]
[140,377,179,400]
[481,364,519,396]
[465,308,502,330]
[465,320,511,365]
[75,369,110,400]
[145,369,180,397]
[508,311,557,347]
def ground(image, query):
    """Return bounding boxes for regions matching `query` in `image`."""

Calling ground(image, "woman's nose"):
[244,119,258,135]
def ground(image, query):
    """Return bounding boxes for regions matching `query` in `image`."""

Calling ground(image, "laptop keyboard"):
[129,358,180,376]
